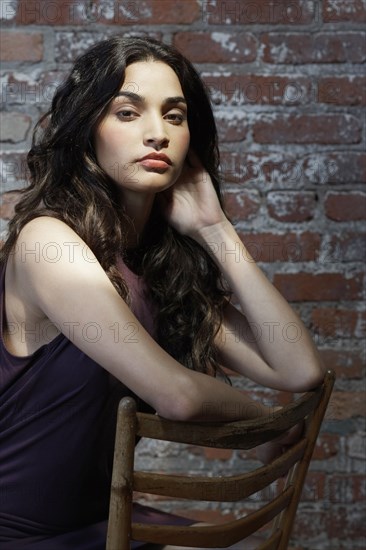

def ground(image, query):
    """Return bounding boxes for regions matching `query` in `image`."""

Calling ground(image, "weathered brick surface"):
[323,0,366,23]
[319,349,365,380]
[202,0,316,25]
[324,191,366,221]
[238,231,321,262]
[1,2,365,547]
[318,76,366,106]
[224,189,261,221]
[266,191,317,222]
[262,32,366,64]
[274,272,364,302]
[327,232,366,262]
[203,74,312,106]
[0,31,44,62]
[0,112,32,143]
[252,114,362,145]
[311,308,366,339]
[174,31,257,63]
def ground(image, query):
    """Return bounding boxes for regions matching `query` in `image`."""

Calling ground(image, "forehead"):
[121,60,184,96]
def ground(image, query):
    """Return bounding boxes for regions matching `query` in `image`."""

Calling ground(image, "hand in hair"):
[158,150,227,238]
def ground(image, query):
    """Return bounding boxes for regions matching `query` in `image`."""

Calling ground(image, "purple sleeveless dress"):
[0,258,192,548]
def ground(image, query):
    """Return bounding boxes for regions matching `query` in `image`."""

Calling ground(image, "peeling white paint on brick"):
[211,32,238,53]
[304,155,339,184]
[326,0,365,15]
[268,42,290,64]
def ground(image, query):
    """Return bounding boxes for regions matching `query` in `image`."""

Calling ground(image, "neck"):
[119,190,156,248]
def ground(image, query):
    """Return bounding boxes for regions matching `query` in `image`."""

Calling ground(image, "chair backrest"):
[106,369,335,550]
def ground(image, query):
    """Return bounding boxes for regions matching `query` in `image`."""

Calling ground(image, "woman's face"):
[94,60,190,199]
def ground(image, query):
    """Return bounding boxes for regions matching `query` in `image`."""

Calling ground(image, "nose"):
[143,114,169,150]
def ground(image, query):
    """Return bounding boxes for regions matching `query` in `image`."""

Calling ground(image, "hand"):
[255,420,304,465]
[158,150,228,239]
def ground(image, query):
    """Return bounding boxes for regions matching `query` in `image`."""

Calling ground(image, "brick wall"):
[0,1,365,548]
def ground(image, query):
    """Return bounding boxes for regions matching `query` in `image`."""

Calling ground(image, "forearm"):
[195,220,324,389]
[173,367,274,422]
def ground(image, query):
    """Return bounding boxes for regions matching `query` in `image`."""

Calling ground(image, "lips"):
[137,152,172,170]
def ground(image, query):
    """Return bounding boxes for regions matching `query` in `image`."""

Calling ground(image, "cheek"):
[177,130,190,160]
[94,122,127,165]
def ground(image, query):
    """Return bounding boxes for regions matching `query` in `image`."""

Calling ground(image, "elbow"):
[155,375,201,422]
[289,362,326,393]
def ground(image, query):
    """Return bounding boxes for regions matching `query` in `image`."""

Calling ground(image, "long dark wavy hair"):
[1,36,231,377]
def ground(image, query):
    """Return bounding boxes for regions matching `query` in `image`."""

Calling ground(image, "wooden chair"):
[106,369,335,550]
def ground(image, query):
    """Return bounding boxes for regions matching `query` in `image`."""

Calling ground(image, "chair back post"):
[106,397,137,550]
[277,370,335,549]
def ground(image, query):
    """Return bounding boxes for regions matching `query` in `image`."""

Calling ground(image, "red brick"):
[215,113,247,143]
[174,32,257,63]
[203,448,233,461]
[319,349,365,380]
[328,391,366,420]
[202,0,315,25]
[262,32,366,64]
[329,474,366,503]
[323,0,366,23]
[13,0,200,25]
[0,191,21,221]
[253,114,361,145]
[266,191,317,222]
[292,508,328,538]
[15,0,85,25]
[0,31,43,62]
[55,31,162,63]
[324,191,366,221]
[318,76,366,106]
[312,433,340,460]
[324,505,366,538]
[273,272,364,301]
[301,472,326,502]
[303,152,366,184]
[239,232,321,263]
[224,190,261,222]
[311,308,366,339]
[203,75,311,106]
[97,0,200,25]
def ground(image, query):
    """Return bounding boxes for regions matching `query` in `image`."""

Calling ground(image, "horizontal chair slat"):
[134,438,307,501]
[136,387,322,449]
[131,486,294,546]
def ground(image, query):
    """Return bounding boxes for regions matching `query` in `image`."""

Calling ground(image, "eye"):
[116,110,138,120]
[164,111,186,125]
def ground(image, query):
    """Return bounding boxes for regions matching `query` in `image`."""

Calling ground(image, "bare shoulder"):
[8,215,106,315]
[13,216,97,273]
[16,216,89,249]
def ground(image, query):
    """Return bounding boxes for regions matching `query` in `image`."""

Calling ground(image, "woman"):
[0,36,324,548]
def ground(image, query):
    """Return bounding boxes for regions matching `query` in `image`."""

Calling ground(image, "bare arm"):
[8,216,274,422]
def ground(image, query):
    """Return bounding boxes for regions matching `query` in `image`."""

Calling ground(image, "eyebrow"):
[114,91,187,106]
